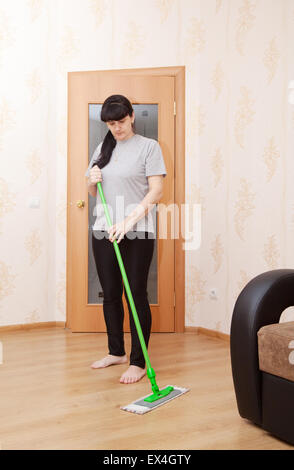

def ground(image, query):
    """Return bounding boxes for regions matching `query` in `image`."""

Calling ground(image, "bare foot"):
[120,365,146,384]
[91,354,127,369]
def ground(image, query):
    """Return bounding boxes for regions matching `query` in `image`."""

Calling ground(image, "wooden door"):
[67,71,175,332]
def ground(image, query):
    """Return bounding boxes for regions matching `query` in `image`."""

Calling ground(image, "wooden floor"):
[0,327,293,450]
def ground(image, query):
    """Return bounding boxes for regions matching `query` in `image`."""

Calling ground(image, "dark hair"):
[91,94,135,169]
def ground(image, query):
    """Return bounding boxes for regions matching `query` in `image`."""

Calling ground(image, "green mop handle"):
[96,181,160,394]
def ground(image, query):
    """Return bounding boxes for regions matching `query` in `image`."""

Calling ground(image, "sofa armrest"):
[230,269,294,425]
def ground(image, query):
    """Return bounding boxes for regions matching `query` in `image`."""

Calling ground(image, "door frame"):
[66,66,185,332]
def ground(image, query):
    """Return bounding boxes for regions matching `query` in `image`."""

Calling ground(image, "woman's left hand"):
[108,218,134,243]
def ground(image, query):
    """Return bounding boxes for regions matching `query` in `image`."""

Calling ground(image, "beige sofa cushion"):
[257,321,294,382]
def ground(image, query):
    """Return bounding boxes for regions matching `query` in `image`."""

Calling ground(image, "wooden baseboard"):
[185,326,230,342]
[0,321,66,332]
[0,322,229,342]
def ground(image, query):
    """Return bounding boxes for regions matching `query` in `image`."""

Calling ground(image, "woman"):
[85,94,167,384]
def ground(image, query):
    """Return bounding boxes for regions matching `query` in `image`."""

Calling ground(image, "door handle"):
[76,200,85,208]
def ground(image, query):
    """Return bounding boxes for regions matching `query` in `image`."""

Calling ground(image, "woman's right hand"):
[89,165,103,185]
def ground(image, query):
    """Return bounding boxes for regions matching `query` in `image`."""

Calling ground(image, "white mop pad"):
[121,386,190,414]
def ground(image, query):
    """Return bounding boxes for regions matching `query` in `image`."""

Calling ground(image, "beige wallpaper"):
[0,0,294,334]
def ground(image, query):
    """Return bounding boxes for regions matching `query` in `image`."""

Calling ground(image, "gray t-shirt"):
[85,133,167,234]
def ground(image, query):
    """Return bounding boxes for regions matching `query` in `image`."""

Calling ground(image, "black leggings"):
[91,231,155,369]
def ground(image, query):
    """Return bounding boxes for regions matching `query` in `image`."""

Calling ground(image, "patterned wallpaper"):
[0,0,294,334]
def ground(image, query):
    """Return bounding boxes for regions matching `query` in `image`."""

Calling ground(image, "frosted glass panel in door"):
[88,104,158,304]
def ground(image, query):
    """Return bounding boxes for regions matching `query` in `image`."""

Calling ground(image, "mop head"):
[121,385,189,414]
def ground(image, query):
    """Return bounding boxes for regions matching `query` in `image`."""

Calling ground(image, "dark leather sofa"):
[230,268,294,445]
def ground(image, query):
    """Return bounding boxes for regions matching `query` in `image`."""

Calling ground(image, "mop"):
[96,181,189,414]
